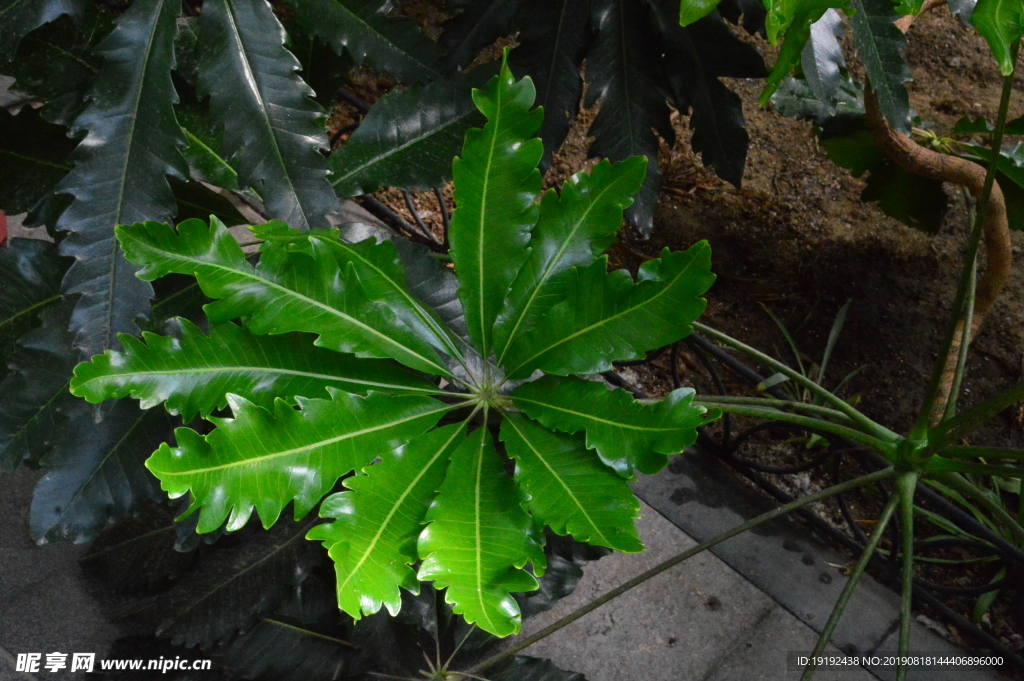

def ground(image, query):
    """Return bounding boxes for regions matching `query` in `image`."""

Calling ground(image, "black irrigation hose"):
[335,87,370,114]
[354,195,446,254]
[401,190,439,245]
[330,122,360,149]
[433,187,450,248]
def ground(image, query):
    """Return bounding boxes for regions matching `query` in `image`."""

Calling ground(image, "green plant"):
[69,56,717,638]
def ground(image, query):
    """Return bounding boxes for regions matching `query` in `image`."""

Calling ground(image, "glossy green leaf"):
[71,319,440,420]
[585,0,673,235]
[417,425,545,637]
[448,56,543,358]
[329,71,486,197]
[259,221,464,360]
[0,298,78,471]
[500,413,643,552]
[493,157,646,364]
[512,375,711,475]
[197,0,336,230]
[504,243,715,379]
[147,390,452,532]
[0,0,85,58]
[848,0,912,133]
[308,423,467,621]
[117,218,452,376]
[292,0,437,83]
[508,0,591,167]
[55,0,186,356]
[32,397,175,543]
[180,127,240,192]
[972,0,1024,75]
[680,0,725,25]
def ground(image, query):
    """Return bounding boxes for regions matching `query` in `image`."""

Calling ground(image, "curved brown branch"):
[863,87,1012,421]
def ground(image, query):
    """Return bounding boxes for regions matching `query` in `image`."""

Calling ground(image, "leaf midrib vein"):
[159,402,451,475]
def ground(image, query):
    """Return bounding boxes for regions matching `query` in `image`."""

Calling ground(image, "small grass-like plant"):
[70,55,718,638]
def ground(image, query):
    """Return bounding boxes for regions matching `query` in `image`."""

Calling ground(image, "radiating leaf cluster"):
[70,58,716,638]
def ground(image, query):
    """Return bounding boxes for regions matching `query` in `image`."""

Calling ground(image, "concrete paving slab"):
[0,469,122,681]
[507,500,813,681]
[634,450,1010,681]
[704,604,878,681]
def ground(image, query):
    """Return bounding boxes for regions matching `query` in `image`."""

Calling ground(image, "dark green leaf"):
[285,19,355,107]
[148,391,452,533]
[860,160,948,234]
[118,218,452,376]
[0,8,110,126]
[212,616,361,681]
[417,425,545,637]
[511,376,710,475]
[487,656,586,681]
[31,397,175,543]
[448,56,543,357]
[652,3,765,186]
[508,0,591,167]
[169,178,248,226]
[329,70,486,197]
[308,423,467,621]
[848,0,912,132]
[79,500,196,593]
[180,129,240,192]
[821,122,948,233]
[0,107,74,216]
[585,0,672,235]
[493,157,647,364]
[504,243,714,379]
[155,514,326,647]
[500,413,643,551]
[197,0,336,230]
[55,0,187,356]
[0,0,85,58]
[292,0,437,83]
[0,237,62,346]
[0,297,77,471]
[972,0,1024,75]
[72,319,441,421]
[437,0,522,70]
